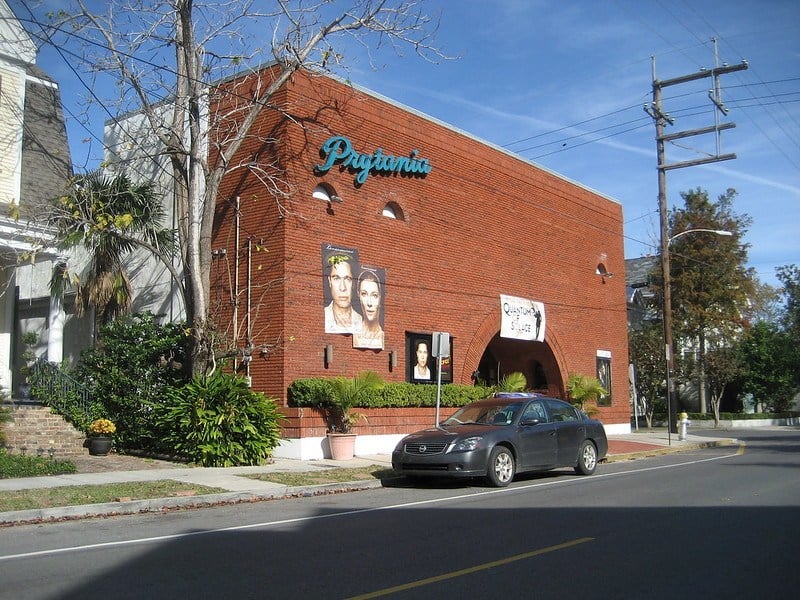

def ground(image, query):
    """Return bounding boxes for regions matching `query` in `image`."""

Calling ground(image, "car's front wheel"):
[574,440,598,475]
[485,446,515,487]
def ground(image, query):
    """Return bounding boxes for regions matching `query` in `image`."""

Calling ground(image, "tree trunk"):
[698,332,708,413]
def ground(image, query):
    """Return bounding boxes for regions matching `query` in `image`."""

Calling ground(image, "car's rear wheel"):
[574,440,598,475]
[486,446,515,487]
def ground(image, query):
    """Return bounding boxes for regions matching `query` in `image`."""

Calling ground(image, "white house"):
[0,0,89,398]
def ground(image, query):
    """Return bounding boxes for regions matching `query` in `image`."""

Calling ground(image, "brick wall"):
[3,404,86,457]
[212,68,631,435]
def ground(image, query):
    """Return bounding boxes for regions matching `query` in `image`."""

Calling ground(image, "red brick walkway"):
[607,439,663,454]
[69,453,188,474]
[64,440,664,474]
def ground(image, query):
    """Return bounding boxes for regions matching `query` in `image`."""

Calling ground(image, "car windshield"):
[442,401,523,426]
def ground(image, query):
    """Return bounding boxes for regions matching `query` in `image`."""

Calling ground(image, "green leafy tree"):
[776,265,800,397]
[628,323,665,428]
[737,321,794,413]
[777,264,800,335]
[663,188,755,413]
[705,346,744,426]
[736,266,799,414]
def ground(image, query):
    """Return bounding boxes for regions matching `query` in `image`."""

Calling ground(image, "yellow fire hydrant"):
[679,411,690,441]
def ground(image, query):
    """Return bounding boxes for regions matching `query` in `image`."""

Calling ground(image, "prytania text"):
[316,135,432,185]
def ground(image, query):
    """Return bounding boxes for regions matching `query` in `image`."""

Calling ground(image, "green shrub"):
[286,377,334,406]
[0,406,11,446]
[288,378,493,410]
[77,312,190,449]
[155,372,285,467]
[0,450,77,478]
[378,382,434,407]
[687,411,800,421]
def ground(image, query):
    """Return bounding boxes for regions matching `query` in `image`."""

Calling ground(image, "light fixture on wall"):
[324,344,333,368]
[596,263,614,283]
[389,350,398,369]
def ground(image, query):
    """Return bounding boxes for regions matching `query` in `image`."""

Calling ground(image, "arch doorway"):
[475,333,564,398]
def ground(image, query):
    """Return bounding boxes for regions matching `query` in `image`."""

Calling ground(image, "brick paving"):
[69,452,190,473]
[64,439,664,474]
[607,439,663,454]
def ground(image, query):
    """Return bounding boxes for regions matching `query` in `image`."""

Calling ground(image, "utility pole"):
[644,41,747,438]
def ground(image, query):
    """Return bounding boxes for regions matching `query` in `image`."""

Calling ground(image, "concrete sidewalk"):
[0,430,737,525]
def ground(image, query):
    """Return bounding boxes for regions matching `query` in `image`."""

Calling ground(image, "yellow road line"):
[736,442,746,455]
[346,537,595,599]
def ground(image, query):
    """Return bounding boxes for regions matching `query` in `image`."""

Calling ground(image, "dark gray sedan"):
[392,392,608,487]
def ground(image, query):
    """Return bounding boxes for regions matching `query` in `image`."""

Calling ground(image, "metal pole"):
[653,58,673,445]
[646,51,745,443]
[435,354,443,425]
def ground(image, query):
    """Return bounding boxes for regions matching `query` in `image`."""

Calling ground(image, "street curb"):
[605,438,738,463]
[0,479,387,526]
[0,441,737,526]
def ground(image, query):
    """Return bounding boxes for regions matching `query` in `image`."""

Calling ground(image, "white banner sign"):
[500,294,545,341]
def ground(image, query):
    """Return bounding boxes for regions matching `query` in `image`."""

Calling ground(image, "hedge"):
[685,411,800,420]
[288,378,493,409]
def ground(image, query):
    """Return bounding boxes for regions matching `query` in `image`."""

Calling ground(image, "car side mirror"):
[520,418,541,427]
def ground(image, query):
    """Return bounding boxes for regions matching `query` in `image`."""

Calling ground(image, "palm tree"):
[327,371,383,433]
[495,371,527,393]
[566,373,607,417]
[50,172,176,333]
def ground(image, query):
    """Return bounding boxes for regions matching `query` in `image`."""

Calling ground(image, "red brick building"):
[210,67,630,458]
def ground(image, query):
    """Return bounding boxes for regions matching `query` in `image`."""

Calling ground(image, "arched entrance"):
[475,333,564,398]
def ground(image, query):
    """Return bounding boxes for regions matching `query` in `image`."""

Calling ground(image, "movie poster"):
[321,243,361,334]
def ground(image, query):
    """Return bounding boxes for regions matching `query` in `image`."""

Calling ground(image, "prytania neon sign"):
[315,135,432,185]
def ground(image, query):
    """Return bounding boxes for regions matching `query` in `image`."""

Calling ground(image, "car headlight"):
[452,437,483,452]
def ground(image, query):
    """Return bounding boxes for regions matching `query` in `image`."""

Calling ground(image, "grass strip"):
[0,481,227,513]
[245,465,396,487]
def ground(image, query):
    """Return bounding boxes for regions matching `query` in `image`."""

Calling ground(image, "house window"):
[382,201,404,221]
[312,184,341,203]
[596,354,612,406]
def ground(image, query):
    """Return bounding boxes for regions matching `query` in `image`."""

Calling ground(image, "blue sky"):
[19,0,800,288]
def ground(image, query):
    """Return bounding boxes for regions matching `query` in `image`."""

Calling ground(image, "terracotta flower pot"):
[326,433,356,460]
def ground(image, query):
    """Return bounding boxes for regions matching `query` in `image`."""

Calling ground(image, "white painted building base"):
[273,421,633,460]
[708,416,799,428]
[603,422,632,435]
[274,433,406,460]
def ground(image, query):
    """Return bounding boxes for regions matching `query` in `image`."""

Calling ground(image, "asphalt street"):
[1,428,798,599]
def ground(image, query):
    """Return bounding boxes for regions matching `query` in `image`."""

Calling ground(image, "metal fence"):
[30,358,94,425]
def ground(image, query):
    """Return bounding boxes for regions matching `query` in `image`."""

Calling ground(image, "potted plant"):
[566,373,606,418]
[495,371,527,393]
[325,371,382,460]
[87,418,116,456]
[17,331,39,399]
